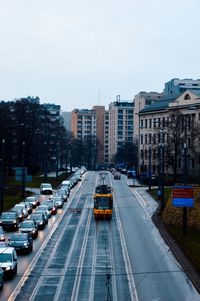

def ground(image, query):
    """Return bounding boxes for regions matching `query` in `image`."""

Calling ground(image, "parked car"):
[40,183,53,195]
[0,226,5,242]
[25,196,40,208]
[19,220,38,239]
[8,233,33,254]
[0,211,19,231]
[30,213,46,230]
[52,196,64,208]
[0,247,18,279]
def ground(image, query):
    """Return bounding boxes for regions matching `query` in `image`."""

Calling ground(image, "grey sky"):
[0,0,200,111]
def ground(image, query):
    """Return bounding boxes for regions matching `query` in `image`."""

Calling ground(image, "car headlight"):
[6,266,11,271]
[32,230,35,233]
[39,222,43,225]
[24,242,28,247]
[13,221,17,223]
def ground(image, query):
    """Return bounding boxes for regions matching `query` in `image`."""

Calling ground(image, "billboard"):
[172,186,194,208]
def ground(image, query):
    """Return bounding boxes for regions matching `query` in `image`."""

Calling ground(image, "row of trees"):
[0,97,69,175]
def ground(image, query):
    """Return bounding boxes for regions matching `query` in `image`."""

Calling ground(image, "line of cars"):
[0,168,86,289]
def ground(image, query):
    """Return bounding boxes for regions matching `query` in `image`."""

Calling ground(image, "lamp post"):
[0,139,5,213]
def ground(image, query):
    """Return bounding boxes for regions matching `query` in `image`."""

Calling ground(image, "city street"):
[1,171,199,301]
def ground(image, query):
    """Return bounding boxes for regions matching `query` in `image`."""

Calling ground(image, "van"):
[40,183,53,195]
[0,247,18,279]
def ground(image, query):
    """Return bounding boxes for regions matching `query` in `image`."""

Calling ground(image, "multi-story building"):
[93,106,106,165]
[71,108,97,168]
[138,89,200,178]
[108,100,134,163]
[62,111,71,133]
[133,91,163,141]
[164,78,200,96]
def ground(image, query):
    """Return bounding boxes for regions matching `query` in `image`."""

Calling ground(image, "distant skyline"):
[0,0,200,111]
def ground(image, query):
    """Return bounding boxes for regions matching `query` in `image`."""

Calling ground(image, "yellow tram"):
[93,184,113,220]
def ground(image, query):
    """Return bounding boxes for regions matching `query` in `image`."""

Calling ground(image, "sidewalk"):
[135,186,200,294]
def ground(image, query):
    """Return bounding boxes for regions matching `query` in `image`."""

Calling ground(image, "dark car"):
[8,233,33,254]
[46,200,57,215]
[19,220,38,239]
[30,213,46,230]
[0,211,19,231]
[35,209,49,225]
[56,189,68,202]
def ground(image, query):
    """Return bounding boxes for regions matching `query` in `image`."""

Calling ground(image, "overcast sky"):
[0,0,200,111]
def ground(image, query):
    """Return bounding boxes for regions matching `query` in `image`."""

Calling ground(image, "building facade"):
[138,90,200,178]
[108,100,134,163]
[164,78,200,96]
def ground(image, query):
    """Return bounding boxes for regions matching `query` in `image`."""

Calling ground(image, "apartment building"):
[108,100,134,163]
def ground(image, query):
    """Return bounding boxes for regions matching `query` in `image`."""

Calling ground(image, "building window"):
[145,119,148,128]
[184,93,191,100]
[140,135,143,144]
[149,119,152,128]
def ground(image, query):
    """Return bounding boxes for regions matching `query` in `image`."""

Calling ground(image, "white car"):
[0,247,18,279]
[40,183,53,195]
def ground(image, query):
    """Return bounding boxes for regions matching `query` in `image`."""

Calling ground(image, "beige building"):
[138,90,200,177]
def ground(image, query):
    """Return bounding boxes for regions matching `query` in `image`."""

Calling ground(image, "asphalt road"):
[1,171,200,301]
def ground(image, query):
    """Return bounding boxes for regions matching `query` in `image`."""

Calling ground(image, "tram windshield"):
[95,197,110,209]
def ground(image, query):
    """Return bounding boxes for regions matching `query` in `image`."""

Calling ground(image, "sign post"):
[172,186,194,237]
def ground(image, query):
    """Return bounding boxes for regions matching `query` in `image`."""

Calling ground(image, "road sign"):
[172,186,194,207]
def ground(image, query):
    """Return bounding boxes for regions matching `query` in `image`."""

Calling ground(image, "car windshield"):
[57,190,65,195]
[1,213,16,219]
[26,197,36,202]
[0,253,12,262]
[20,222,34,228]
[11,234,28,241]
[31,214,43,220]
[42,184,51,188]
